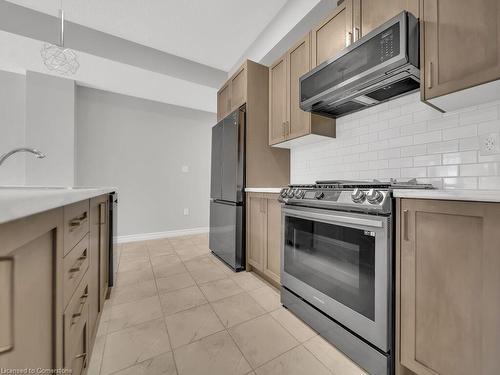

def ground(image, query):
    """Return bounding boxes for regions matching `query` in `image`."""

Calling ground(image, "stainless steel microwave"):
[300,11,419,118]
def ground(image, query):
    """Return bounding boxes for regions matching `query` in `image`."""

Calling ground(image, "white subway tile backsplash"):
[290,93,500,190]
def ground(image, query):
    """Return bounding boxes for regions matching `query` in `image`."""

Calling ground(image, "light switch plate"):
[480,132,500,155]
[181,165,189,173]
[183,208,189,216]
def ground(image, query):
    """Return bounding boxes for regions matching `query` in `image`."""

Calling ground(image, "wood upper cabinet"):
[0,209,63,369]
[217,83,231,121]
[263,194,281,284]
[353,0,419,40]
[399,199,500,375]
[421,0,500,101]
[312,0,353,67]
[230,65,247,111]
[269,56,287,145]
[247,193,267,271]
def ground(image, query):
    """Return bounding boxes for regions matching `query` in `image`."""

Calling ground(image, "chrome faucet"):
[0,147,46,166]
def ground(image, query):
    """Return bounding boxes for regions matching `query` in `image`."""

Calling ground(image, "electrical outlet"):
[183,208,189,216]
[480,133,500,156]
[181,165,189,173]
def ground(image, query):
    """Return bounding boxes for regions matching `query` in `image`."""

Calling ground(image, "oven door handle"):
[283,208,383,228]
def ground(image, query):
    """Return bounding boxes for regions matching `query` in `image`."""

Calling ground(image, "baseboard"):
[117,227,209,244]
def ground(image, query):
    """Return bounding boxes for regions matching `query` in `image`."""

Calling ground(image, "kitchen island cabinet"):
[396,198,500,375]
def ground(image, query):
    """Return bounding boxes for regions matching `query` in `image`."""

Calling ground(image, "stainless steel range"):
[279,179,433,375]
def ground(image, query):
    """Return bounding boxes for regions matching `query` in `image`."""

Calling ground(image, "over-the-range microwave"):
[300,11,420,118]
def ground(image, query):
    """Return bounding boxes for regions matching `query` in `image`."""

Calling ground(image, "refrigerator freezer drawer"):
[209,201,244,271]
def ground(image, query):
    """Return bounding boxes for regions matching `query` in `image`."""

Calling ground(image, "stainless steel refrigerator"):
[209,107,245,271]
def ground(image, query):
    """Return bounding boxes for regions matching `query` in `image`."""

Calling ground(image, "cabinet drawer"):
[64,200,90,255]
[63,234,90,307]
[64,274,89,375]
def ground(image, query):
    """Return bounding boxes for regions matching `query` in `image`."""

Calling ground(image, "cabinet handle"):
[282,122,286,138]
[403,210,409,241]
[354,27,360,41]
[285,121,290,137]
[71,293,89,326]
[69,251,88,278]
[427,61,433,89]
[69,212,88,231]
[75,352,88,368]
[99,202,106,225]
[345,32,353,47]
[0,258,13,354]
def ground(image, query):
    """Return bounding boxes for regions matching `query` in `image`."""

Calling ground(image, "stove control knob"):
[280,188,288,198]
[366,189,383,204]
[315,191,325,200]
[287,189,295,198]
[296,190,305,199]
[351,188,366,203]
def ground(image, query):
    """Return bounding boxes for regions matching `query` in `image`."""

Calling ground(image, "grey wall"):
[76,86,215,237]
[25,71,76,185]
[0,70,26,185]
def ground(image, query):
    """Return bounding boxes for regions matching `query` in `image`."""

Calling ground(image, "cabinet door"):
[287,34,311,140]
[400,199,500,375]
[230,65,247,110]
[354,0,419,39]
[422,0,500,100]
[217,83,231,121]
[0,209,63,369]
[246,193,267,271]
[88,198,100,339]
[312,0,353,67]
[263,194,281,284]
[99,200,109,310]
[269,56,287,145]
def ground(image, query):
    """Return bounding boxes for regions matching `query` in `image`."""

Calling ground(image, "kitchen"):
[0,1,499,375]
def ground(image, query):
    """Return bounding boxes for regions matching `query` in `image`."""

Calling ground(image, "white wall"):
[291,93,500,190]
[0,70,26,185]
[75,86,215,237]
[25,71,76,185]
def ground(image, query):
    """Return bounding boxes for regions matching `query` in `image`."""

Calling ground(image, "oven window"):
[284,215,376,320]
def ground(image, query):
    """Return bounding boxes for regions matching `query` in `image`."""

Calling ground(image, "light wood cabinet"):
[397,198,500,375]
[0,208,64,369]
[421,0,500,104]
[246,193,281,286]
[269,35,336,148]
[353,0,419,40]
[312,0,353,67]
[217,83,231,121]
[230,65,247,111]
[98,200,109,309]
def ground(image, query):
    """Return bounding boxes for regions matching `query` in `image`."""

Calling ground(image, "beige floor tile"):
[153,258,187,279]
[199,278,244,302]
[107,296,163,333]
[88,334,105,375]
[118,259,151,273]
[183,256,214,271]
[189,264,228,284]
[231,272,267,291]
[121,242,148,254]
[120,251,150,262]
[248,286,282,312]
[173,331,251,375]
[96,319,110,337]
[101,319,171,375]
[164,304,224,349]
[160,285,207,316]
[303,335,368,375]
[228,314,298,368]
[175,246,210,261]
[108,352,177,375]
[150,254,182,267]
[148,240,176,257]
[156,272,196,293]
[110,279,157,306]
[255,345,331,375]
[270,308,317,343]
[211,292,266,328]
[116,267,155,287]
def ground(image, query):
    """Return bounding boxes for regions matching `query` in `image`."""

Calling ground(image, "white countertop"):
[393,189,500,203]
[245,187,283,193]
[0,186,116,225]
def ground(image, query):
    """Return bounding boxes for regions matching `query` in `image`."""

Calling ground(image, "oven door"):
[281,205,391,351]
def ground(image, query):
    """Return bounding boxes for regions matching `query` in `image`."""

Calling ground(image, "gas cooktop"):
[278,179,434,214]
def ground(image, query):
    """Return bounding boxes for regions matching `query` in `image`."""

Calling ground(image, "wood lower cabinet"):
[0,208,64,369]
[246,193,281,286]
[0,194,111,372]
[398,198,500,375]
[421,0,500,105]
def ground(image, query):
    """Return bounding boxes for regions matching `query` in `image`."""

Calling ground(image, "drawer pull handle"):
[71,293,89,326]
[0,258,13,354]
[69,212,88,231]
[69,252,87,278]
[403,210,409,241]
[75,352,87,368]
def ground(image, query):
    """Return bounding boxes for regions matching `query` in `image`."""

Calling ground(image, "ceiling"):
[5,0,288,72]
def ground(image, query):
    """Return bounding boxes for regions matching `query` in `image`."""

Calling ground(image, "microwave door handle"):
[284,209,383,228]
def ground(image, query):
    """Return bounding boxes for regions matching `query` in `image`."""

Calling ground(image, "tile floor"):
[88,234,367,375]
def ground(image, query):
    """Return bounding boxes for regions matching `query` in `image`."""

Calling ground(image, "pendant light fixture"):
[40,1,80,75]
